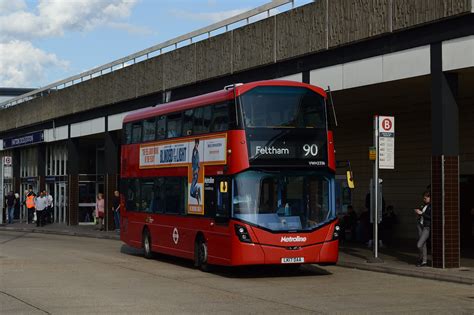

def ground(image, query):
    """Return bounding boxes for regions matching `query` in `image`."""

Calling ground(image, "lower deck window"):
[124,177,186,215]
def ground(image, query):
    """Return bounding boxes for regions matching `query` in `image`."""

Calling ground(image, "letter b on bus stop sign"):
[378,116,395,169]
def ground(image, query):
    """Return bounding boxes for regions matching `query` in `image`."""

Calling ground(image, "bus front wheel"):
[195,238,210,272]
[143,228,153,259]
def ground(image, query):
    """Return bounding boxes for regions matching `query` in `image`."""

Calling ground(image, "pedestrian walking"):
[5,191,16,224]
[96,193,105,231]
[414,191,431,267]
[35,191,48,227]
[112,190,121,232]
[14,193,20,222]
[25,188,36,224]
[44,190,54,224]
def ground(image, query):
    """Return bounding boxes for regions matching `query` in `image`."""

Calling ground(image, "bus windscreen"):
[239,86,326,129]
[232,170,334,231]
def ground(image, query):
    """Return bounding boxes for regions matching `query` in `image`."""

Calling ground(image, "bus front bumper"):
[231,239,339,266]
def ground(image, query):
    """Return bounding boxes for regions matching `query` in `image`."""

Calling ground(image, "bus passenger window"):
[126,179,140,211]
[157,116,166,140]
[193,108,204,134]
[151,178,165,213]
[167,113,182,138]
[124,123,132,144]
[140,179,154,212]
[202,106,212,133]
[131,122,142,144]
[164,177,185,214]
[182,109,194,136]
[142,119,156,142]
[210,104,229,132]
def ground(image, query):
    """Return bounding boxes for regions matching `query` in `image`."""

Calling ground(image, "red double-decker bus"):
[120,80,340,270]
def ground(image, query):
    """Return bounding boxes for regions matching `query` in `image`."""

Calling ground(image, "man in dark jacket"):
[5,191,16,224]
[414,191,431,267]
[112,191,121,232]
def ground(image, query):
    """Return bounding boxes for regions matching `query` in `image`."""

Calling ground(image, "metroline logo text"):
[280,236,307,243]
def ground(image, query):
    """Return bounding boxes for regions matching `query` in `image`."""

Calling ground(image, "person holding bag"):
[414,191,431,267]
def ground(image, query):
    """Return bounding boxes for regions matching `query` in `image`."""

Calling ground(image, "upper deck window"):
[182,109,194,136]
[124,123,132,144]
[157,116,166,140]
[131,122,142,143]
[167,113,182,138]
[210,104,229,132]
[193,108,205,134]
[142,118,156,142]
[239,86,326,129]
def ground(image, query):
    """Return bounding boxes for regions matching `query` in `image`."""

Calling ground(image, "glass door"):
[46,181,67,223]
[78,181,96,225]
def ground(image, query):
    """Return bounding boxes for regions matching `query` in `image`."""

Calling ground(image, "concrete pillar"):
[38,144,46,192]
[11,150,21,221]
[67,138,80,226]
[430,43,460,268]
[302,71,310,84]
[12,150,20,195]
[104,131,119,231]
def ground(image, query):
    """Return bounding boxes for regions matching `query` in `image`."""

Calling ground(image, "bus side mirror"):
[346,171,355,189]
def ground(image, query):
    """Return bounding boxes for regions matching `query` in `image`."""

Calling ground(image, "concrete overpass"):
[1,0,473,268]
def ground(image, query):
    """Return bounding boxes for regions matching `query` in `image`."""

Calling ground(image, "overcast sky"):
[0,0,312,89]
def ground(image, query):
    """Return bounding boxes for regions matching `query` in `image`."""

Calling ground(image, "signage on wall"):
[2,156,12,179]
[378,116,395,170]
[3,131,44,149]
[26,177,38,183]
[4,156,12,165]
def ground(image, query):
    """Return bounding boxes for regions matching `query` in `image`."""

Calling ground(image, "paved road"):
[0,231,472,314]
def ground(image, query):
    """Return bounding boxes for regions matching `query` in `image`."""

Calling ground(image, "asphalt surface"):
[3,223,473,285]
[0,230,473,314]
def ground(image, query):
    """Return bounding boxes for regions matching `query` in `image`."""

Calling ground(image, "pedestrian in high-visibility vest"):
[25,189,36,224]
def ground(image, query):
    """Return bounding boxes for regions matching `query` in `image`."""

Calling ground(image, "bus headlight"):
[333,225,341,239]
[235,224,252,243]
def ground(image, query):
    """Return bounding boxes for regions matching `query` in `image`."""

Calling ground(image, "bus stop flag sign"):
[378,116,395,169]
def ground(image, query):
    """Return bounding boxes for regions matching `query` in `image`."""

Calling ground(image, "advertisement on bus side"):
[139,134,227,215]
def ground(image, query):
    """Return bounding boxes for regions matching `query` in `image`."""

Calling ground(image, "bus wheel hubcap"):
[145,236,150,252]
[200,242,207,263]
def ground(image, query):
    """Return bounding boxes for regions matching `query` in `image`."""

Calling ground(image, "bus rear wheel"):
[143,228,153,259]
[195,238,210,272]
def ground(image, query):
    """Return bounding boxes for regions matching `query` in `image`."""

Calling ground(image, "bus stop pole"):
[368,116,383,264]
[374,116,379,259]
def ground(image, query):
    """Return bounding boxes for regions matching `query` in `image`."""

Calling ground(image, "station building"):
[0,1,473,268]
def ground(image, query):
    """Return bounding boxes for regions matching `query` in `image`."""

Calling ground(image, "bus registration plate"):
[281,257,304,264]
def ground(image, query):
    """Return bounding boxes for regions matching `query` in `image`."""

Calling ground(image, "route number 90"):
[303,144,318,156]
